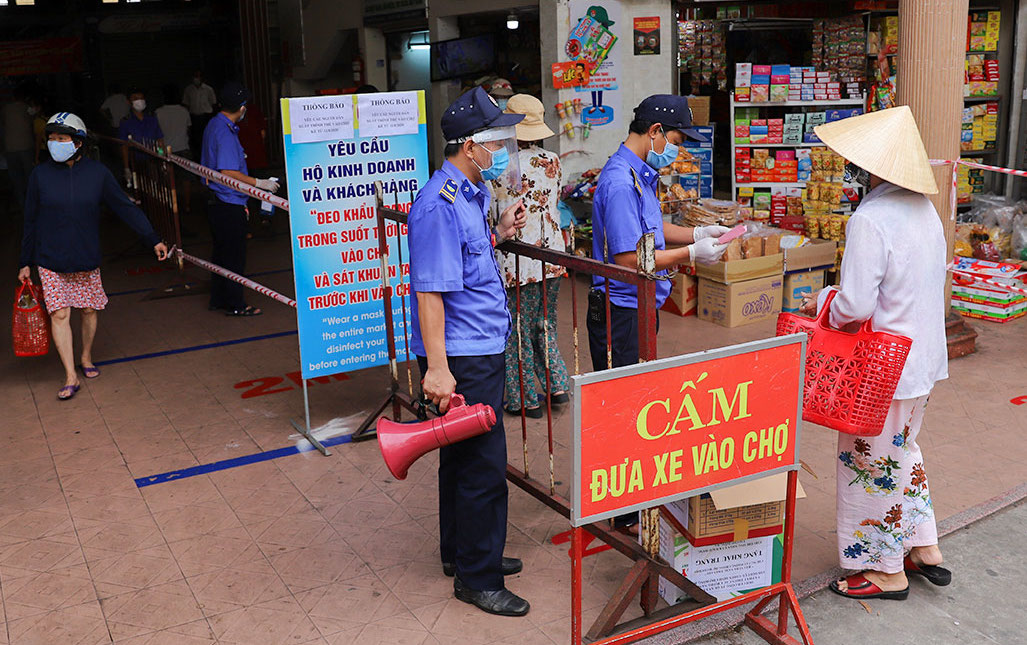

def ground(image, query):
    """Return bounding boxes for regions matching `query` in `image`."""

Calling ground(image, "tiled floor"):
[1,221,1025,644]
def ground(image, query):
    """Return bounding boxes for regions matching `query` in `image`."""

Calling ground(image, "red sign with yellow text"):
[571,336,804,526]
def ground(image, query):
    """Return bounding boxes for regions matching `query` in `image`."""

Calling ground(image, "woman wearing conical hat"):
[799,106,952,601]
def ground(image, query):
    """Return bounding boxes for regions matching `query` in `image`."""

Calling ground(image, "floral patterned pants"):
[837,394,937,574]
[503,279,570,410]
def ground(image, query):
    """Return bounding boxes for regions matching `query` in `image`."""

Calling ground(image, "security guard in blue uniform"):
[588,94,730,372]
[588,95,730,532]
[407,86,530,617]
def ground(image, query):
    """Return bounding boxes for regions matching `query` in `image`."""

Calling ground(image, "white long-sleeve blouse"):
[816,182,949,399]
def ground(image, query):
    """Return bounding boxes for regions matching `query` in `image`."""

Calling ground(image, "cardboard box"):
[782,239,837,272]
[661,515,780,603]
[687,96,711,126]
[698,275,783,327]
[661,272,698,317]
[662,473,807,546]
[952,297,1027,322]
[782,269,825,312]
[657,518,782,604]
[695,253,783,284]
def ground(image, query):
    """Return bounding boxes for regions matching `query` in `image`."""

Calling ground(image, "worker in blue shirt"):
[407,86,530,617]
[589,94,730,372]
[201,81,280,316]
[118,88,164,187]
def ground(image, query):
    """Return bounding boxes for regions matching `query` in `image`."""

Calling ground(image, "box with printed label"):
[662,473,806,546]
[782,270,826,312]
[698,274,783,327]
[660,272,697,317]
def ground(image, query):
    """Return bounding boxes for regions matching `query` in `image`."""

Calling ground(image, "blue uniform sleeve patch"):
[439,179,458,203]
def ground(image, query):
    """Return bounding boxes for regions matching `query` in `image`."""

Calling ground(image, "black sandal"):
[904,555,952,586]
[226,305,262,317]
[504,405,543,419]
[549,391,570,405]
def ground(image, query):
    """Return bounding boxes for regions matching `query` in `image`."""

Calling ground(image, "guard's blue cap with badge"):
[633,94,708,142]
[442,86,524,142]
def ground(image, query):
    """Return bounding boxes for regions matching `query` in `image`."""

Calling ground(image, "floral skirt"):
[503,279,570,409]
[837,394,937,574]
[38,267,108,314]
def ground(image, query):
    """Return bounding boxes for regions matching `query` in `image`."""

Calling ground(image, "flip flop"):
[904,555,952,586]
[829,573,909,601]
[57,384,80,401]
[226,305,262,317]
[80,365,100,379]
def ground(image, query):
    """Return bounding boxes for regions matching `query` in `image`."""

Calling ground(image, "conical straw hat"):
[813,105,938,194]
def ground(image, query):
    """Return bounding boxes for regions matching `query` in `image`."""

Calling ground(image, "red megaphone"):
[376,394,496,480]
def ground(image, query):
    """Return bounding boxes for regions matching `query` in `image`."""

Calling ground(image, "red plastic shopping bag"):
[12,282,50,357]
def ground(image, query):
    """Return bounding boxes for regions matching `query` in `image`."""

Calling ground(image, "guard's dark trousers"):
[417,353,508,591]
[206,199,248,311]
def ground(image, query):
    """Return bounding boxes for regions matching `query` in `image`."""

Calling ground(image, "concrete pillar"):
[895,0,968,255]
[427,16,460,169]
[359,28,388,91]
[895,0,976,356]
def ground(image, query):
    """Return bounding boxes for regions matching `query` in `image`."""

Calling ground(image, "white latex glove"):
[255,178,280,193]
[693,225,731,241]
[688,237,729,265]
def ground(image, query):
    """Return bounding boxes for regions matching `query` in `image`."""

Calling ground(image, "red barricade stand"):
[568,336,813,645]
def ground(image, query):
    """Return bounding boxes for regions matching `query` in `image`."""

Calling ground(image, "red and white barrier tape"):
[929,158,1027,221]
[168,153,291,210]
[113,136,291,210]
[173,247,297,308]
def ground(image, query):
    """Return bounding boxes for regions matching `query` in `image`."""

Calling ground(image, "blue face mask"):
[476,144,509,181]
[48,140,77,163]
[496,99,509,111]
[645,129,678,169]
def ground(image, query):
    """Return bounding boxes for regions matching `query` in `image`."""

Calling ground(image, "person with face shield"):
[485,77,514,111]
[407,86,530,617]
[17,112,168,401]
[200,81,280,317]
[794,106,951,602]
[588,95,729,534]
[118,89,164,187]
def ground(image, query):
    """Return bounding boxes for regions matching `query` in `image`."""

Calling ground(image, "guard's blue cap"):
[633,94,708,142]
[441,86,524,142]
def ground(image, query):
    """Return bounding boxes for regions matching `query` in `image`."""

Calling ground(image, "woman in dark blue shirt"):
[17,112,168,401]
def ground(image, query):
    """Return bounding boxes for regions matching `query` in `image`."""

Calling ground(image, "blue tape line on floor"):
[94,330,297,366]
[134,433,355,487]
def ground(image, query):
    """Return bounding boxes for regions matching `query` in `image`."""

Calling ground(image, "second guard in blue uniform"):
[588,94,731,372]
[407,86,531,617]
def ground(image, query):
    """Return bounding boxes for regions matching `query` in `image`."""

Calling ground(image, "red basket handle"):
[15,281,40,310]
[814,288,875,336]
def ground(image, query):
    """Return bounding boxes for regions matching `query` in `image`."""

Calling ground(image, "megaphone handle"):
[448,393,466,409]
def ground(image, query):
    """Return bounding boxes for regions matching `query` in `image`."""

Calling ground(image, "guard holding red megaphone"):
[404,86,530,617]
[376,393,496,481]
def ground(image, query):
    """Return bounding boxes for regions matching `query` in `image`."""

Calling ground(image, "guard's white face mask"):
[132,99,146,112]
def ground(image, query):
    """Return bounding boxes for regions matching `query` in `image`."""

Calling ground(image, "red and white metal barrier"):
[173,247,297,308]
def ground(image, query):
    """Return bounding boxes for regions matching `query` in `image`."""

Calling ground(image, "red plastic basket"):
[776,291,911,436]
[12,282,51,357]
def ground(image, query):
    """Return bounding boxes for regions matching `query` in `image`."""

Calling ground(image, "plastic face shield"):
[453,126,522,193]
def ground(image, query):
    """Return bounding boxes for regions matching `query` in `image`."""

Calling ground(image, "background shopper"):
[18,112,168,400]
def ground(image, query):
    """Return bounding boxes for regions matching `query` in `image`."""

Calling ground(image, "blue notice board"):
[281,91,428,378]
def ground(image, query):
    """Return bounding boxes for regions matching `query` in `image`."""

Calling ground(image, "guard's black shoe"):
[453,576,529,617]
[443,557,522,578]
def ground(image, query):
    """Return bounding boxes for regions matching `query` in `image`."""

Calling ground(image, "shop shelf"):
[731,98,865,107]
